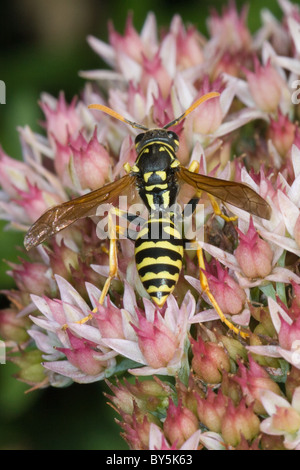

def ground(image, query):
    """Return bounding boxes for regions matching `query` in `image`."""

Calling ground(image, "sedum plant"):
[1,0,300,450]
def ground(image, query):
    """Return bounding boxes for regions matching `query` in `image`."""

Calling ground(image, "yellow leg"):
[97,216,118,306]
[76,209,119,325]
[188,160,200,173]
[197,245,249,339]
[187,161,245,337]
[188,161,203,202]
[187,162,236,222]
[208,194,238,223]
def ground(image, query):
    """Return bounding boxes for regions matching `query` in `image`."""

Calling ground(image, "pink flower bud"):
[205,260,246,315]
[208,4,252,53]
[109,16,144,64]
[132,311,178,368]
[70,259,105,300]
[129,377,172,413]
[40,92,82,145]
[268,110,296,157]
[212,51,244,79]
[105,378,135,414]
[93,297,125,339]
[189,76,223,135]
[221,370,242,405]
[272,407,300,434]
[129,376,169,399]
[243,57,285,113]
[235,218,273,278]
[233,356,282,414]
[0,308,30,343]
[8,259,51,296]
[163,399,199,447]
[118,404,154,450]
[221,399,260,446]
[0,149,39,198]
[151,88,175,128]
[235,435,260,450]
[127,82,147,124]
[48,240,79,282]
[10,350,46,385]
[173,20,204,68]
[250,304,277,337]
[71,128,111,190]
[219,335,248,362]
[58,331,108,376]
[52,137,73,187]
[191,336,231,384]
[14,181,62,222]
[196,388,228,432]
[278,315,300,351]
[140,52,172,98]
[177,374,204,416]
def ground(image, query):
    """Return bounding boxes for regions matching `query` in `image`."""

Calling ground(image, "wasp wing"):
[24,174,136,250]
[178,166,271,220]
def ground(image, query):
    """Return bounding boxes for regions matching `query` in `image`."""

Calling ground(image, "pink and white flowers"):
[2,0,300,450]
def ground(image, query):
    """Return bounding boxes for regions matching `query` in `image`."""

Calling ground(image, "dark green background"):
[0,0,295,450]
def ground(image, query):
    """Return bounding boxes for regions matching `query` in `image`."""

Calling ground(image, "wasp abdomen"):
[135,215,184,307]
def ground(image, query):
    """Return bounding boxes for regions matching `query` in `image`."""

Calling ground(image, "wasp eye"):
[135,133,144,146]
[167,131,177,140]
[167,131,179,150]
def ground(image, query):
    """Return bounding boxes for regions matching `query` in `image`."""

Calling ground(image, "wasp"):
[24,92,271,338]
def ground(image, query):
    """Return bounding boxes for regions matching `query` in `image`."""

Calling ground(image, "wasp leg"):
[75,209,119,325]
[76,207,146,325]
[196,245,249,339]
[96,207,145,305]
[207,194,238,223]
[187,160,237,222]
[184,163,247,336]
[98,209,119,306]
[188,160,200,173]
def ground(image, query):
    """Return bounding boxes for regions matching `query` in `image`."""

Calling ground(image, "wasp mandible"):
[25,92,271,338]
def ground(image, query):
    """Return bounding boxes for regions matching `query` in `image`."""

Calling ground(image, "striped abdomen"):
[135,215,184,307]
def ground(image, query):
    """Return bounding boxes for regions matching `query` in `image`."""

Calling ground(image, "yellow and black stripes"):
[131,134,183,307]
[135,215,184,307]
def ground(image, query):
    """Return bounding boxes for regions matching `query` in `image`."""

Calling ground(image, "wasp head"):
[135,129,179,154]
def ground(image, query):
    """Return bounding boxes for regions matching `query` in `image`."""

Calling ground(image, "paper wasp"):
[24,92,271,338]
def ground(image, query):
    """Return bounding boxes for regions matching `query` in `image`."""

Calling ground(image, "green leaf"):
[105,358,142,378]
[177,337,191,386]
[259,284,276,301]
[268,360,290,383]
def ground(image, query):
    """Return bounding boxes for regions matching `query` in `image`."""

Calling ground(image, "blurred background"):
[0,0,290,450]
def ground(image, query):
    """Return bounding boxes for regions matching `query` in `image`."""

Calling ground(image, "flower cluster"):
[2,0,300,450]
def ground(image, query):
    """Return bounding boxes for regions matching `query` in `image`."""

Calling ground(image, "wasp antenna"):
[163,91,220,129]
[88,104,149,131]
